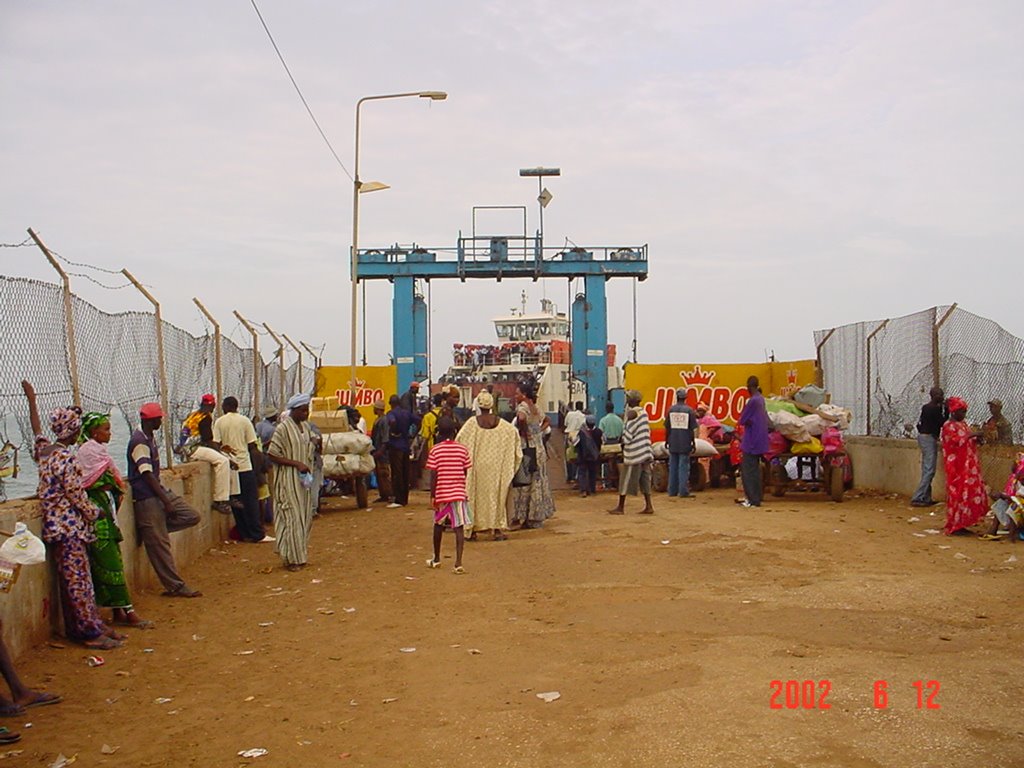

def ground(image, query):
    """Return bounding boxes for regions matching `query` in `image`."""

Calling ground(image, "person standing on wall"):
[737,376,769,508]
[665,387,698,498]
[911,387,946,507]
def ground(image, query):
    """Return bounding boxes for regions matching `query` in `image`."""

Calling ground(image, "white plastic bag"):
[322,431,373,456]
[0,522,47,565]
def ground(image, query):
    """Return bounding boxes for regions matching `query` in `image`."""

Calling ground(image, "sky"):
[2,0,1022,375]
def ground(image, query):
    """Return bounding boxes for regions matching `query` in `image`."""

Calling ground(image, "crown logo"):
[347,378,367,390]
[786,369,798,385]
[681,365,715,387]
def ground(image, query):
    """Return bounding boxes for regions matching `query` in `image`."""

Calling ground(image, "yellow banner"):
[314,365,398,423]
[623,360,817,428]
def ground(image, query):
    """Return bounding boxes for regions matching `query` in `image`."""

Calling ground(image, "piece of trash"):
[0,750,24,760]
[258,621,274,627]
[349,700,358,706]
[404,576,416,581]
[467,648,482,655]
[660,540,670,545]
[908,516,920,523]
[86,655,104,667]
[939,636,952,641]
[953,552,969,560]
[244,696,255,702]
[235,650,255,656]
[311,579,323,584]
[912,533,926,538]
[399,647,416,653]
[154,697,173,704]
[382,697,398,704]
[343,607,356,613]
[317,608,335,616]
[938,545,951,550]
[536,691,561,703]
[47,642,66,650]
[1006,555,1018,563]
[741,600,752,604]
[237,748,268,758]
[192,634,203,641]
[23,723,31,729]
[866,529,875,533]
[142,648,154,653]
[923,529,941,535]
[115,670,130,677]
[449,643,461,648]
[49,754,76,768]
[833,529,841,533]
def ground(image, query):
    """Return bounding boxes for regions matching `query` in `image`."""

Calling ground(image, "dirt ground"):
[7,478,1024,768]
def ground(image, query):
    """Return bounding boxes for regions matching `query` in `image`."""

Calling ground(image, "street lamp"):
[350,91,447,404]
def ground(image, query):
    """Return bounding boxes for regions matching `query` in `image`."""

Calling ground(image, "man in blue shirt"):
[738,376,770,508]
[386,394,417,508]
[665,388,699,498]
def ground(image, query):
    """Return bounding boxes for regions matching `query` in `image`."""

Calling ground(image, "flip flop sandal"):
[23,693,61,710]
[452,566,466,575]
[84,636,122,651]
[0,704,24,718]
[163,586,203,597]
[425,559,441,569]
[977,533,1002,541]
[0,727,21,745]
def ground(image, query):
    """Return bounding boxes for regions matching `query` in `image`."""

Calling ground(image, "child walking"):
[425,416,473,573]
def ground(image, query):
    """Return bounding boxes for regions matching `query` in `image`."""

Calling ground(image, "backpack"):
[578,428,600,462]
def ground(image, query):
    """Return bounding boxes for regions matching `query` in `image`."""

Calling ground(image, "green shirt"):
[598,412,624,441]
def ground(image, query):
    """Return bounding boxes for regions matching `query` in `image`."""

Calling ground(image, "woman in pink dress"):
[941,397,988,535]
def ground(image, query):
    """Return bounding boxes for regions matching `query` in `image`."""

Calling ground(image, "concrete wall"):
[0,461,229,658]
[846,436,1021,498]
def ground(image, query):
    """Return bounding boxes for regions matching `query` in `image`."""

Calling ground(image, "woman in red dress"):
[941,397,988,535]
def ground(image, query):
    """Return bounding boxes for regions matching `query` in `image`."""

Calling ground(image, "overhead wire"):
[249,0,353,181]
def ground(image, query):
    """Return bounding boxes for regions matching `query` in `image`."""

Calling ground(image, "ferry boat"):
[436,294,623,417]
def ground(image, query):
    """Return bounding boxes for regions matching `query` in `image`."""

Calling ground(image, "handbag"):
[512,446,537,487]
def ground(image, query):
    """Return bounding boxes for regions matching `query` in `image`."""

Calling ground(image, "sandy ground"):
[6,479,1024,768]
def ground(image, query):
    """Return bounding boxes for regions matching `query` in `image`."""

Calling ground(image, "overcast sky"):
[2,1,1022,375]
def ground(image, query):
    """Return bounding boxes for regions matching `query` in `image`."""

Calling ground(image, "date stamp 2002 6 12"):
[769,680,941,710]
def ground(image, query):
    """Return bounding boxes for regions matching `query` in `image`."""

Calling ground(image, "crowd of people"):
[911,388,1024,539]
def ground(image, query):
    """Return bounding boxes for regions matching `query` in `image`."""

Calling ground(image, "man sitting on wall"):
[177,394,233,514]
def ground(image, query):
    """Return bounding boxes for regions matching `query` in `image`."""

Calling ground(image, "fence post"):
[282,334,303,393]
[122,269,174,468]
[234,312,260,418]
[865,319,890,436]
[263,323,286,411]
[301,342,321,369]
[28,228,81,408]
[933,303,958,389]
[192,298,222,413]
[815,328,835,389]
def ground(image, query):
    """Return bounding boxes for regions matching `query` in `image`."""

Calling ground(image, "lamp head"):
[418,91,447,101]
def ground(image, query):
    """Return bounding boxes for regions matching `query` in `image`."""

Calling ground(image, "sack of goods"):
[322,453,375,478]
[322,431,373,456]
[692,438,718,458]
[768,410,812,443]
[652,442,669,460]
[0,522,46,565]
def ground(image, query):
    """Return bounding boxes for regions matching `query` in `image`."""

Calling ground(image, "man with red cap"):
[177,394,233,514]
[400,381,421,414]
[129,402,202,597]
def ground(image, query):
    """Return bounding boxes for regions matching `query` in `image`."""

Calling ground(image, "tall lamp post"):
[350,90,447,404]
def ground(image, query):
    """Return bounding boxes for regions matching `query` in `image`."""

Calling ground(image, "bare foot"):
[607,508,624,515]
[639,507,655,515]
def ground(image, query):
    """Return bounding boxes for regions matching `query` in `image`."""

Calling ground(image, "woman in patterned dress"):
[510,379,555,529]
[941,397,989,535]
[21,381,124,649]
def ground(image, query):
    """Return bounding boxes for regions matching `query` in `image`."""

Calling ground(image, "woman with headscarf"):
[268,393,314,571]
[21,381,125,649]
[456,391,522,541]
[941,396,989,535]
[78,412,152,628]
[510,378,555,529]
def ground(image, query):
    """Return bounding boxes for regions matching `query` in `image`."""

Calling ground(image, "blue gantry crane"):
[357,233,648,415]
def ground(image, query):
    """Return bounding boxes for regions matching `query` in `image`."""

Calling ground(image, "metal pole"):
[301,341,320,370]
[263,323,286,410]
[352,90,448,406]
[192,298,222,413]
[234,311,260,417]
[123,269,173,468]
[815,328,836,388]
[283,334,303,393]
[933,303,958,389]
[865,319,889,436]
[28,228,81,407]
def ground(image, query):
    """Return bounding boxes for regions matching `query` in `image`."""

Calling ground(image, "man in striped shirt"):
[425,416,473,574]
[608,390,655,515]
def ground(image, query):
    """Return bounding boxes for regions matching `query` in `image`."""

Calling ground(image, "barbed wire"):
[0,239,32,248]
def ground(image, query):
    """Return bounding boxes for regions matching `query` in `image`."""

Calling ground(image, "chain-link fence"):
[0,274,316,498]
[816,305,1024,443]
